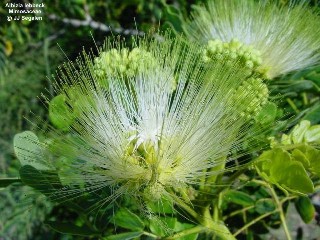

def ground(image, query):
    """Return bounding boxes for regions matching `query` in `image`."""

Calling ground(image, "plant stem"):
[205,157,226,187]
[170,193,199,220]
[199,169,207,191]
[281,196,297,204]
[213,201,219,222]
[201,206,236,240]
[246,180,293,240]
[286,98,299,113]
[233,210,277,237]
[171,193,234,240]
[268,184,292,240]
[223,205,255,220]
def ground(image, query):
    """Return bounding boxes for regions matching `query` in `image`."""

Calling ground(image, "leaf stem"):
[268,184,292,240]
[171,193,235,240]
[233,210,278,237]
[201,206,235,240]
[223,205,255,220]
[205,157,227,188]
[247,179,294,240]
[286,98,299,113]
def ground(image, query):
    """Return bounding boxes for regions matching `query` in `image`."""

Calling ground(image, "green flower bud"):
[203,38,265,78]
[230,77,269,120]
[93,47,157,88]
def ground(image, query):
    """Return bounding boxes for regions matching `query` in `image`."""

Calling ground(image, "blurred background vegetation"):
[0,0,319,239]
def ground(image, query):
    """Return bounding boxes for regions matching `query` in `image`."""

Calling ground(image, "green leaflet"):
[149,217,198,240]
[223,190,255,207]
[48,94,76,131]
[162,4,184,33]
[297,145,320,177]
[147,197,175,214]
[280,161,314,194]
[256,148,314,194]
[14,131,53,171]
[149,217,177,237]
[280,120,320,145]
[257,120,320,193]
[49,85,98,131]
[112,208,145,231]
[174,222,199,240]
[291,148,310,169]
[295,196,315,224]
[19,165,61,196]
[268,148,291,183]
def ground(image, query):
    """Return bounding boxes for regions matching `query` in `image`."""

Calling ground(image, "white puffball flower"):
[34,36,262,210]
[184,0,320,79]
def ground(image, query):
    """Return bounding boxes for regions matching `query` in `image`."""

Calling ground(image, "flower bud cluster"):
[203,39,269,120]
[203,39,267,78]
[230,77,269,120]
[93,47,155,81]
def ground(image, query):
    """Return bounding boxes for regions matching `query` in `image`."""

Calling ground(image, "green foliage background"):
[0,0,319,239]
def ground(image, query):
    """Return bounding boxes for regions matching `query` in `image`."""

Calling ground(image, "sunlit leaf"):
[305,125,320,142]
[290,120,310,144]
[14,131,52,170]
[280,161,314,194]
[291,149,309,169]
